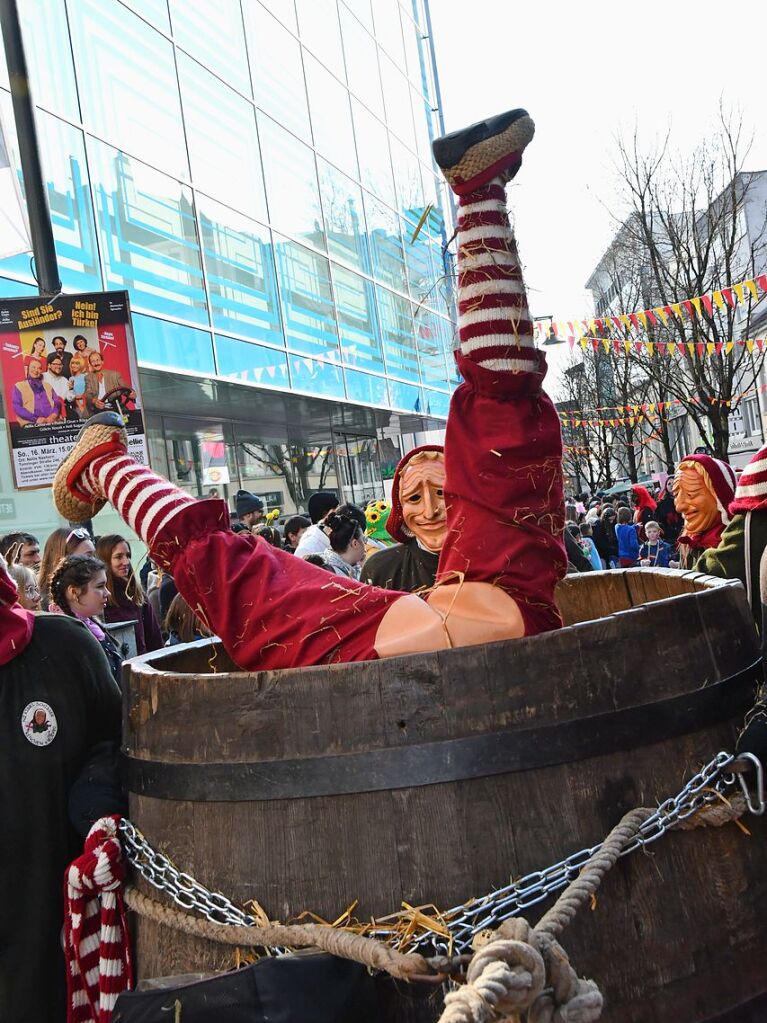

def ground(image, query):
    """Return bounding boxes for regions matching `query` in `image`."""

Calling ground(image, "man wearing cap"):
[294,492,339,556]
[234,490,265,531]
[361,446,445,592]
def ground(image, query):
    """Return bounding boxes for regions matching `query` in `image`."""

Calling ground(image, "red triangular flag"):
[591,339,599,351]
[757,339,764,352]
[629,313,640,330]
[682,299,695,318]
[656,342,666,354]
[595,318,604,334]
[612,316,622,330]
[757,274,767,292]
[646,309,657,326]
[715,342,723,354]
[696,342,705,356]
[657,402,665,412]
[722,287,735,307]
[701,294,713,315]
[567,337,575,349]
[634,342,643,353]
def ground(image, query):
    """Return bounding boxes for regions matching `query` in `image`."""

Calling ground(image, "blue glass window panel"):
[68,0,188,180]
[380,55,416,153]
[423,389,450,418]
[177,54,266,222]
[215,335,290,389]
[365,195,407,293]
[133,313,214,374]
[332,265,382,371]
[304,55,357,178]
[401,8,426,88]
[244,5,311,142]
[371,2,405,67]
[169,0,250,94]
[404,224,435,306]
[258,0,298,33]
[376,287,419,383]
[340,0,372,33]
[296,0,344,80]
[0,276,37,298]
[2,0,81,120]
[345,368,387,406]
[414,306,450,387]
[197,195,283,344]
[90,140,208,324]
[275,236,339,358]
[412,88,437,167]
[339,5,383,118]
[317,160,369,271]
[388,379,423,413]
[390,135,425,229]
[121,0,170,31]
[259,115,325,251]
[0,104,100,291]
[289,353,344,398]
[352,100,396,209]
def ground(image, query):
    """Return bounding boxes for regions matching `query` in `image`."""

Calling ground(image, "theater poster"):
[0,290,148,489]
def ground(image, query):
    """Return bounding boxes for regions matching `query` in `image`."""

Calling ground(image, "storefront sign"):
[0,291,147,489]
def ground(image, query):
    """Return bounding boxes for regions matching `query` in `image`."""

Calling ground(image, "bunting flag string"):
[534,272,767,346]
[568,335,765,357]
[558,380,767,430]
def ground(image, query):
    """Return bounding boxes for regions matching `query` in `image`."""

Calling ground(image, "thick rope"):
[123,887,433,982]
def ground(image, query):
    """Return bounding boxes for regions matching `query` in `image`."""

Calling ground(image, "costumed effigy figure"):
[697,444,767,622]
[361,447,445,591]
[363,499,393,559]
[671,454,736,569]
[52,107,566,669]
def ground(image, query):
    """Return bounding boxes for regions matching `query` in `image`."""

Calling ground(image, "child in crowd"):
[615,506,640,567]
[579,521,603,571]
[638,520,673,568]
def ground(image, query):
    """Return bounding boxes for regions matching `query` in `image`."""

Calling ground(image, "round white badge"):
[21,701,58,747]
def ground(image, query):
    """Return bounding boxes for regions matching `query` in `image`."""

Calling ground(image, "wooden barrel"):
[123,569,767,1022]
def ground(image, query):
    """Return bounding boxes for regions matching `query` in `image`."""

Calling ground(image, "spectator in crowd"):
[579,521,603,571]
[6,560,41,610]
[631,484,657,541]
[49,554,124,681]
[96,534,163,655]
[320,508,368,579]
[563,524,593,573]
[254,524,282,548]
[164,592,213,646]
[592,507,619,569]
[283,514,310,552]
[301,552,335,573]
[654,474,682,545]
[639,520,673,568]
[38,527,95,609]
[616,506,640,567]
[234,489,264,530]
[0,553,121,1023]
[295,493,340,556]
[12,357,63,425]
[0,531,42,572]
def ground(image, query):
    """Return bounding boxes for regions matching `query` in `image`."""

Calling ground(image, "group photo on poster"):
[0,290,147,488]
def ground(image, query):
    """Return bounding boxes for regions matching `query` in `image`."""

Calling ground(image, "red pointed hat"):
[730,444,767,514]
[387,444,445,543]
[678,453,737,525]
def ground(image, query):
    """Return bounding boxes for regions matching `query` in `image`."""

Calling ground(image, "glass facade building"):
[0,0,455,541]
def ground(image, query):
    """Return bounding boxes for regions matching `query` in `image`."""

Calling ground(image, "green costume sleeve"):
[695,513,762,622]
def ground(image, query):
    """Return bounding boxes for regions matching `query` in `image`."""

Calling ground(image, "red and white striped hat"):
[678,454,737,525]
[730,445,767,514]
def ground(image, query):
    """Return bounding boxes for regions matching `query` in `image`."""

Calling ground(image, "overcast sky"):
[430,0,767,345]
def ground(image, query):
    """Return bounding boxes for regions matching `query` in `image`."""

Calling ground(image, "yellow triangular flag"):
[687,342,695,355]
[655,307,669,324]
[706,342,714,355]
[619,314,630,328]
[602,339,611,354]
[579,337,588,350]
[725,341,734,354]
[668,342,676,355]
[734,283,745,303]
[637,311,648,328]
[672,303,683,318]
[746,279,758,300]
[649,403,656,413]
[646,342,654,356]
[623,340,631,353]
[691,297,703,316]
[746,340,755,353]
[713,291,725,309]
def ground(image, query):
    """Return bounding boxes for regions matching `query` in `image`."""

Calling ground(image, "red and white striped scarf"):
[64,815,133,1022]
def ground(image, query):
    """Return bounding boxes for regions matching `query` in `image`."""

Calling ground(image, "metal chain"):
[119,750,743,958]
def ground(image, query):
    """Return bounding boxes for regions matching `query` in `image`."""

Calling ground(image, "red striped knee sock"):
[457,177,538,374]
[84,454,195,549]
